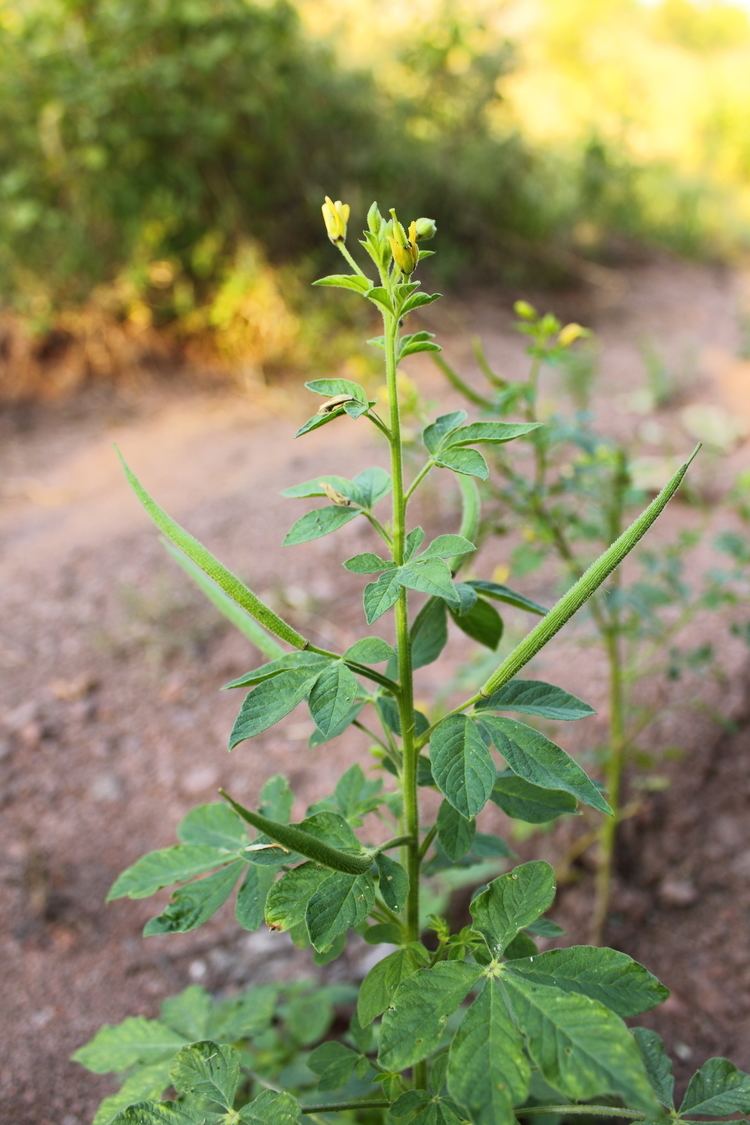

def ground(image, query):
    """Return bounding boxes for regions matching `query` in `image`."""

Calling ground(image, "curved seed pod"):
[452,476,480,575]
[220,790,373,875]
[479,446,700,699]
[119,451,309,651]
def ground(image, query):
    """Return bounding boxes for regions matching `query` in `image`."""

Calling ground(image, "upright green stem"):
[384,306,424,1087]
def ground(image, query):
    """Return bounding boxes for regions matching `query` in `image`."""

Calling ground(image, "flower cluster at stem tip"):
[322,195,437,278]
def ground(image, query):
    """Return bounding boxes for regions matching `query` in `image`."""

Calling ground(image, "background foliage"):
[2,0,750,381]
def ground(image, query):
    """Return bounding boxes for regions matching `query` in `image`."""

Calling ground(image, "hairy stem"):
[518,1106,646,1120]
[384,305,424,1088]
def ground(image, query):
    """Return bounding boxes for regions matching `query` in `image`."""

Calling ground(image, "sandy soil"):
[1,258,749,1123]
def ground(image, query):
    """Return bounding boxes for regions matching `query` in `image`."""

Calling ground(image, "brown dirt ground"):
[1,258,749,1123]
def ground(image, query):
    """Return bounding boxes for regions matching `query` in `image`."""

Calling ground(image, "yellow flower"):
[321,196,350,243]
[558,322,590,348]
[389,214,419,275]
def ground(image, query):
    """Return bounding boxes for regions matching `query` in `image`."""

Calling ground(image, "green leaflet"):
[470,861,556,954]
[91,1062,174,1125]
[223,651,331,690]
[446,421,542,446]
[430,714,495,818]
[491,773,578,823]
[447,983,531,1125]
[72,1017,188,1074]
[144,861,244,935]
[466,579,547,616]
[364,568,403,623]
[308,661,361,738]
[680,1058,750,1117]
[478,447,700,699]
[344,552,393,573]
[343,636,395,663]
[480,715,611,815]
[389,1091,466,1124]
[378,961,482,1070]
[264,863,329,932]
[308,1041,362,1090]
[109,1104,196,1124]
[375,853,409,911]
[633,1028,675,1108]
[417,534,476,561]
[311,277,372,297]
[177,803,248,850]
[478,679,596,721]
[208,985,277,1042]
[239,1089,301,1123]
[305,870,376,950]
[309,764,385,824]
[503,974,657,1111]
[170,1040,239,1111]
[107,845,238,902]
[436,800,476,860]
[450,596,503,650]
[410,597,449,669]
[118,453,307,650]
[228,666,322,747]
[434,446,489,479]
[397,558,462,609]
[220,792,373,874]
[160,987,212,1042]
[423,409,467,457]
[508,946,668,1016]
[357,944,430,1027]
[284,505,361,545]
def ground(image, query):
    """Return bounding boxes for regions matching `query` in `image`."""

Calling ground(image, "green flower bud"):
[367,201,383,236]
[414,217,437,241]
[513,299,537,321]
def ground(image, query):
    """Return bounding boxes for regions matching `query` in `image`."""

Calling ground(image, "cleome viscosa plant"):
[74,200,750,1125]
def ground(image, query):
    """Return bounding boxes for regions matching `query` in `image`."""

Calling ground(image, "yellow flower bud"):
[389,213,419,275]
[514,299,537,321]
[558,322,590,348]
[321,196,350,243]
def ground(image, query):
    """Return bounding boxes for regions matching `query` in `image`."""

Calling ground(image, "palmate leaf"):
[680,1058,750,1117]
[430,715,495,819]
[447,983,531,1125]
[378,961,482,1071]
[470,861,556,955]
[478,679,595,721]
[480,715,611,815]
[508,946,668,1016]
[502,974,658,1112]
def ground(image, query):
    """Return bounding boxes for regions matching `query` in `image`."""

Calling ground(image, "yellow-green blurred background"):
[2,0,750,397]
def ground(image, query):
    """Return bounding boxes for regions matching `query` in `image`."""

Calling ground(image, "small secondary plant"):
[435,308,750,938]
[75,200,750,1125]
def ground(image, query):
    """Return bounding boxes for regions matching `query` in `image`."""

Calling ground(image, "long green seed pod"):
[479,446,700,699]
[220,790,373,875]
[119,451,309,651]
[451,475,481,575]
